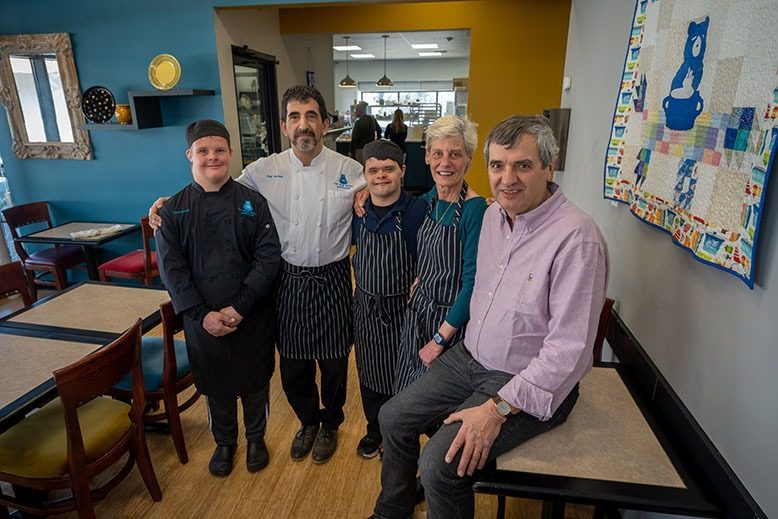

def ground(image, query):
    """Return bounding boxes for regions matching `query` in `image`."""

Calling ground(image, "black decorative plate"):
[81,86,116,123]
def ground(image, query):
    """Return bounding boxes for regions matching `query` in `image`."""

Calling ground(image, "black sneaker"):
[208,444,235,477]
[356,434,381,459]
[290,424,319,461]
[247,439,269,472]
[311,427,338,464]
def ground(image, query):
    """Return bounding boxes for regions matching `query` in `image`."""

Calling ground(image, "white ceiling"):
[332,30,470,61]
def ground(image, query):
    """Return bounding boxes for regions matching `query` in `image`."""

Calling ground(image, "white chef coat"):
[238,147,365,267]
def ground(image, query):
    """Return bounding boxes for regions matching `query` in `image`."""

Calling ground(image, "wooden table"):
[0,281,171,433]
[0,329,106,433]
[15,221,139,279]
[0,281,170,338]
[472,364,723,517]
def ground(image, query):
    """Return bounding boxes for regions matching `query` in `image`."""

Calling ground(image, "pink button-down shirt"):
[464,184,609,420]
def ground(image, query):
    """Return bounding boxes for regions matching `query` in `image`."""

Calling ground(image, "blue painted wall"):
[0,0,340,223]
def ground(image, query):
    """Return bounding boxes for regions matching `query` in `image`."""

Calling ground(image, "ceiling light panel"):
[411,43,439,49]
[350,53,375,59]
[333,45,361,51]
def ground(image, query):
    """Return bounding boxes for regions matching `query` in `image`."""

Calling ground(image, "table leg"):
[541,500,565,519]
[80,245,99,280]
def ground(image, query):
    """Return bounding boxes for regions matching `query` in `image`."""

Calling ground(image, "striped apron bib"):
[393,182,467,393]
[353,213,416,394]
[276,256,353,360]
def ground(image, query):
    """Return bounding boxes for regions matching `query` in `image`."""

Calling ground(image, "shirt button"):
[225,219,231,224]
[499,264,504,269]
[477,320,482,324]
[320,197,324,201]
[295,195,299,200]
[488,292,492,297]
[506,235,510,239]
[317,248,321,252]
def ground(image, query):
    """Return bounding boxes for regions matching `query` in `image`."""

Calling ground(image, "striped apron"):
[353,213,416,394]
[393,182,467,393]
[276,257,353,360]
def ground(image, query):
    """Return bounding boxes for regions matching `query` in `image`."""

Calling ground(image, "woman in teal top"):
[394,115,487,392]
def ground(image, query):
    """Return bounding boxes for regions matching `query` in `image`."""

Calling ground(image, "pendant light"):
[376,35,393,87]
[338,36,356,88]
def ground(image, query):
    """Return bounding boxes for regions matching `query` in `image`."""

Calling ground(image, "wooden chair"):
[113,301,200,464]
[2,201,85,299]
[0,261,34,306]
[0,319,162,519]
[98,217,159,285]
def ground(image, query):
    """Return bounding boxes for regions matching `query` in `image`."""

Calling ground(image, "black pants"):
[360,383,392,441]
[206,385,269,446]
[280,356,348,430]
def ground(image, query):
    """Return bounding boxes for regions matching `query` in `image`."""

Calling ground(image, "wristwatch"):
[491,395,513,417]
[432,332,448,347]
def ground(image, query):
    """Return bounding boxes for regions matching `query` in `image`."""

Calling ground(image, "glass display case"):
[232,46,281,168]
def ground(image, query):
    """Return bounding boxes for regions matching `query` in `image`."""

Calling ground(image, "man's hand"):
[419,340,444,366]
[443,401,507,477]
[219,306,244,328]
[147,196,169,231]
[353,187,369,218]
[202,310,238,337]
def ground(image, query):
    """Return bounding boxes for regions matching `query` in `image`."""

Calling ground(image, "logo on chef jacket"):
[335,173,352,190]
[239,200,256,217]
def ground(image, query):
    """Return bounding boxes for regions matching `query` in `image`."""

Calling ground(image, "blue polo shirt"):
[351,190,427,261]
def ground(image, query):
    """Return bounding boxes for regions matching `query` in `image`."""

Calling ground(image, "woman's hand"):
[353,187,369,218]
[407,277,420,303]
[147,196,170,231]
[419,340,444,366]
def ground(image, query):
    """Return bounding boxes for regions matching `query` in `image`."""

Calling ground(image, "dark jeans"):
[280,356,349,429]
[373,342,579,519]
[360,383,392,441]
[206,385,270,446]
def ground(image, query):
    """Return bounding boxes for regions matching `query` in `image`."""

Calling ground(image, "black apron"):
[353,213,416,394]
[393,182,468,393]
[276,257,353,359]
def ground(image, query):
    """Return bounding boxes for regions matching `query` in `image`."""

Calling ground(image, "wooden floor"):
[1,292,596,519]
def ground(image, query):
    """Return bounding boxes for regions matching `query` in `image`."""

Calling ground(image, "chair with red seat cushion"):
[2,202,85,300]
[98,217,159,285]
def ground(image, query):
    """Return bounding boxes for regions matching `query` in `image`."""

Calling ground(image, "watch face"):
[495,400,511,416]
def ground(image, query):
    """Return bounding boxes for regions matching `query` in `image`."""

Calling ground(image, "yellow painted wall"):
[279,0,572,194]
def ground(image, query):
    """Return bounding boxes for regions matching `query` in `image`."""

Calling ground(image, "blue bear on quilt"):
[663,16,710,131]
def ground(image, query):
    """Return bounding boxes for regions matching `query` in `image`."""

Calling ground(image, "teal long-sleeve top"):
[419,188,487,330]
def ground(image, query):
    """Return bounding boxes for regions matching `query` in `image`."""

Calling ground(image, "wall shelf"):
[81,89,215,130]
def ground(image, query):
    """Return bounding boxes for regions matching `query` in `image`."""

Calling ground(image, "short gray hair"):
[425,115,478,157]
[483,115,559,168]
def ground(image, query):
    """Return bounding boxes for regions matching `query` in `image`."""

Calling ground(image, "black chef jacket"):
[157,177,281,397]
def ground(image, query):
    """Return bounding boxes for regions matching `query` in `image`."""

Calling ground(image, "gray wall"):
[557,0,777,516]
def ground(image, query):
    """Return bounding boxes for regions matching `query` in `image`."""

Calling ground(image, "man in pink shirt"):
[371,115,609,519]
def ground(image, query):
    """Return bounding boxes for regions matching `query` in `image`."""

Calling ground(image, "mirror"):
[0,33,92,160]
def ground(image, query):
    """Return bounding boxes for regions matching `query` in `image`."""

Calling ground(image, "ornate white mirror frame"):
[0,33,92,160]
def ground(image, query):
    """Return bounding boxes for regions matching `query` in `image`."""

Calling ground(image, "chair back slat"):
[0,260,34,306]
[54,319,144,409]
[593,297,616,362]
[2,202,52,261]
[140,216,155,276]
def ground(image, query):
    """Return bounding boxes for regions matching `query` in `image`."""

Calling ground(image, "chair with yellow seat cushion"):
[0,319,162,519]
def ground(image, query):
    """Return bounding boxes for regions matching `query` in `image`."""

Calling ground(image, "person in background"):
[350,101,381,164]
[384,109,408,154]
[392,115,487,394]
[351,139,426,459]
[156,119,281,477]
[149,86,365,466]
[370,115,609,519]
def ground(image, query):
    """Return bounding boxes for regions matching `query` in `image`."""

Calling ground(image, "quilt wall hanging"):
[604,0,778,288]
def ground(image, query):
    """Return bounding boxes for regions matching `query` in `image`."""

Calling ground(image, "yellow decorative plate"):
[148,54,181,91]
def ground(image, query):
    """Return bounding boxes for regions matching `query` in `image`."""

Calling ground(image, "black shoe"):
[415,476,425,504]
[356,434,381,459]
[247,439,269,472]
[311,427,338,464]
[208,444,235,477]
[290,424,320,461]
